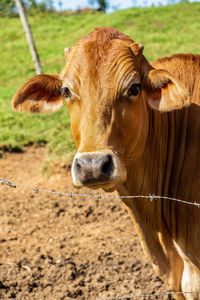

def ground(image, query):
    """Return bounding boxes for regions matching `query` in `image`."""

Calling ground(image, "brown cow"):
[12,28,200,299]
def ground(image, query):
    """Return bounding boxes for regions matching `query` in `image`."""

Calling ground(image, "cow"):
[11,27,200,299]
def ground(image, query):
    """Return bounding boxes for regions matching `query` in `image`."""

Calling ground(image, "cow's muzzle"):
[71,151,127,191]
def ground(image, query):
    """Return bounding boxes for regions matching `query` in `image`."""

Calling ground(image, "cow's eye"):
[61,87,72,99]
[128,83,141,97]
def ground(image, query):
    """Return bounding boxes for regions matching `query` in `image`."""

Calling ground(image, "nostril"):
[75,159,82,176]
[101,155,114,177]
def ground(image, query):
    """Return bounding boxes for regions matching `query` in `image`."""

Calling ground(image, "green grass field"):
[1,2,200,160]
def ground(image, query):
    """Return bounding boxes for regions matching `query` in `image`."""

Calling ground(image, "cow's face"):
[12,28,189,192]
[62,36,151,191]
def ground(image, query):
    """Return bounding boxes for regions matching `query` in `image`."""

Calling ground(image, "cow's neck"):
[120,106,192,198]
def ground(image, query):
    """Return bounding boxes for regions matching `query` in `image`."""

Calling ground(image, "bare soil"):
[0,147,170,300]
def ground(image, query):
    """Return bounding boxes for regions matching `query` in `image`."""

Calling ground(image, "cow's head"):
[12,28,189,192]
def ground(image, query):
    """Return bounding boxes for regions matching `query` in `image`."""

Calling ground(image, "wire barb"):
[194,201,200,208]
[149,194,154,202]
[0,178,16,188]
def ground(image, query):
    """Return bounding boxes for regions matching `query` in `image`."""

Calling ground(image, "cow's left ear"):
[144,69,190,111]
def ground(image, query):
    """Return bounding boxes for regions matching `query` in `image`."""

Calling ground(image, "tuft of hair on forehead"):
[80,27,134,43]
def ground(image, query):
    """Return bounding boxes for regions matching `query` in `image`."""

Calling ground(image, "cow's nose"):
[74,154,114,185]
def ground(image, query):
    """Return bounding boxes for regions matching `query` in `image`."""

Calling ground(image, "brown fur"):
[12,28,200,299]
[152,54,200,105]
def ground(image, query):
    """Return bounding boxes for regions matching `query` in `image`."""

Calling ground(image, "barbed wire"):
[97,290,200,299]
[0,177,200,208]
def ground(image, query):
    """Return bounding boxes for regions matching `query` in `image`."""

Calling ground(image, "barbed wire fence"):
[1,176,200,299]
[1,177,200,207]
[97,290,200,300]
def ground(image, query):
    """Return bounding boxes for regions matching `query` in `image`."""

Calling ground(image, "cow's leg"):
[180,259,200,300]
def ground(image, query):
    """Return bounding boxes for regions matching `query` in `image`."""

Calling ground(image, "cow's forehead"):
[62,37,140,92]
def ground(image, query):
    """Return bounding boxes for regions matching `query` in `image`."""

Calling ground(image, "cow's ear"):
[144,69,190,111]
[12,74,65,113]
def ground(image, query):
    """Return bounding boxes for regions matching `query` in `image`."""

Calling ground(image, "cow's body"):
[124,54,200,295]
[12,28,200,299]
[121,100,200,295]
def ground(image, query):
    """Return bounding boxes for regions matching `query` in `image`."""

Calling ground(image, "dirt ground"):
[0,147,171,300]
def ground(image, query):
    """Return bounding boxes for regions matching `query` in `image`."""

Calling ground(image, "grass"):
[1,2,200,160]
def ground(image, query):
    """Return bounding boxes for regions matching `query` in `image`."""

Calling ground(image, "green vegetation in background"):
[0,2,200,160]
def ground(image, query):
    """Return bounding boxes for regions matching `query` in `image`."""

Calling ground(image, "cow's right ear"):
[12,74,65,113]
